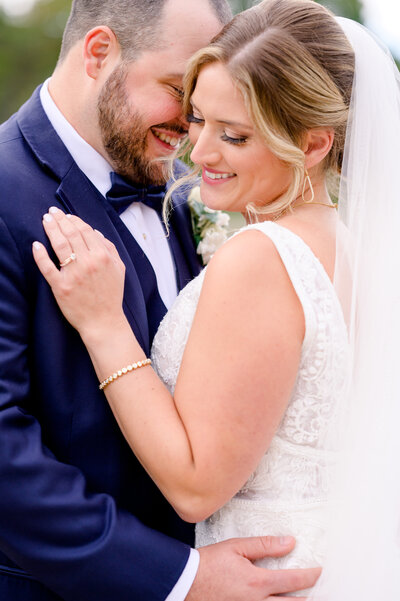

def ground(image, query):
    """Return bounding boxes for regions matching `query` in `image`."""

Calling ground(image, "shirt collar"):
[40,78,113,197]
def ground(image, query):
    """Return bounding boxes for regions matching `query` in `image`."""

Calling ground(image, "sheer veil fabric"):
[310,18,400,599]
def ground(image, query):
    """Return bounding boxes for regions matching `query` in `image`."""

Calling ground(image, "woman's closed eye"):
[187,113,204,124]
[187,114,248,146]
[221,132,248,146]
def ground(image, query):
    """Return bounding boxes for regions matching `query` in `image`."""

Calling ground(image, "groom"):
[0,0,319,599]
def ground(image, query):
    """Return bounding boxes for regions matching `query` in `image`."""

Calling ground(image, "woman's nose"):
[190,128,221,166]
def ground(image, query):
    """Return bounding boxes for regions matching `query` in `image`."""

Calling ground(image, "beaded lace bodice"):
[151,222,349,584]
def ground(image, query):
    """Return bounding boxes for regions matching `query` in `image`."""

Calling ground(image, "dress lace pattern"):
[151,222,349,593]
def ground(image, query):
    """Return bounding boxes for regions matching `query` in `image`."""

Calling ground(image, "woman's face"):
[188,62,292,215]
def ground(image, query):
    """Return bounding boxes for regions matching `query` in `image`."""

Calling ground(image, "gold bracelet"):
[99,358,152,390]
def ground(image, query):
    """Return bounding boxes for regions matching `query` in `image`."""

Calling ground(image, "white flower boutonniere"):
[187,186,231,265]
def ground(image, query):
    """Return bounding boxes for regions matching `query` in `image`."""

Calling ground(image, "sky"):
[0,0,399,56]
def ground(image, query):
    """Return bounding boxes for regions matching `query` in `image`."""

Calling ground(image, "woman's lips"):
[202,168,236,184]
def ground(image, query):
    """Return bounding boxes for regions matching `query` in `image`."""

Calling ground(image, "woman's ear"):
[303,128,335,170]
[83,26,120,79]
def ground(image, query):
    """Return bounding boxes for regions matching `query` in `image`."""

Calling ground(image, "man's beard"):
[97,64,168,186]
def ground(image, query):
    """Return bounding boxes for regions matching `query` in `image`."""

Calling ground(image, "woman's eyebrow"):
[190,100,253,131]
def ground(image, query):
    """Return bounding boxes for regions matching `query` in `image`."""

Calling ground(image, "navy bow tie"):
[106,172,167,215]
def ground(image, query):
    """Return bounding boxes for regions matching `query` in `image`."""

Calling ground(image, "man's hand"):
[186,536,321,600]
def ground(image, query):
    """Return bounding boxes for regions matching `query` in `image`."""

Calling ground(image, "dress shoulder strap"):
[237,221,336,351]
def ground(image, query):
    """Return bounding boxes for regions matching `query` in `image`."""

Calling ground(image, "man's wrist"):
[165,548,200,601]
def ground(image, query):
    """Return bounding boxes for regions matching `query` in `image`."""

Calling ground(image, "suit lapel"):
[56,167,151,353]
[17,89,150,353]
[17,86,75,179]
[166,163,202,290]
[168,197,202,291]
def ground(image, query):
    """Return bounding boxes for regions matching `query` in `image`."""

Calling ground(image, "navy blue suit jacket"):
[0,87,201,601]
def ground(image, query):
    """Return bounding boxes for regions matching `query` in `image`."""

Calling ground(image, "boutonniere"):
[187,186,231,265]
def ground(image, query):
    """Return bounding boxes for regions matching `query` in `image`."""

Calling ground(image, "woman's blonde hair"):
[167,0,354,220]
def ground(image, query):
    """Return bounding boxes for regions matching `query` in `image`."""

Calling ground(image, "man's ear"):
[303,129,334,170]
[83,26,120,79]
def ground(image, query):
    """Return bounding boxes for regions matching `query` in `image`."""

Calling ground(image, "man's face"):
[97,0,224,185]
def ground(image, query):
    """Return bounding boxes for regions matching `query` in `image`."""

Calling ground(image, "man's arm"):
[0,215,321,601]
[0,215,190,601]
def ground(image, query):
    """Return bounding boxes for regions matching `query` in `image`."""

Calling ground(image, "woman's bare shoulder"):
[205,226,283,286]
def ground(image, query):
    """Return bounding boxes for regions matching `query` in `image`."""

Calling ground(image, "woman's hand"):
[33,207,127,342]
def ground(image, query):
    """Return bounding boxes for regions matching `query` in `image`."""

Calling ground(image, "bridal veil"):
[310,17,400,599]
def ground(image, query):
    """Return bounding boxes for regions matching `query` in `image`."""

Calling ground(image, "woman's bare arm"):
[33,209,304,522]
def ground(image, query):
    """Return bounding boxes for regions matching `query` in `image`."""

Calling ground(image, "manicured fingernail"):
[43,213,53,222]
[94,229,104,237]
[279,536,294,546]
[49,206,60,214]
[33,241,42,250]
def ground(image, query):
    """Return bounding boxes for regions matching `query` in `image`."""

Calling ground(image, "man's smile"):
[151,127,187,150]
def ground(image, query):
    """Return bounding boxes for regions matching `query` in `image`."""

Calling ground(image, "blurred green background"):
[0,0,398,123]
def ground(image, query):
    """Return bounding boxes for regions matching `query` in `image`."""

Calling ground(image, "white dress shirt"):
[40,79,199,601]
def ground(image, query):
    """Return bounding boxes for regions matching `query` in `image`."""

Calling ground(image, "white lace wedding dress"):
[151,221,349,592]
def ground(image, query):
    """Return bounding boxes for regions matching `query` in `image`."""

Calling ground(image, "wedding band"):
[59,253,76,268]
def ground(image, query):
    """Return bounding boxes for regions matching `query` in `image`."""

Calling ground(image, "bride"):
[33,0,400,598]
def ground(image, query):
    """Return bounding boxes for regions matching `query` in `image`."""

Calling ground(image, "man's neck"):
[49,58,106,159]
[40,78,113,196]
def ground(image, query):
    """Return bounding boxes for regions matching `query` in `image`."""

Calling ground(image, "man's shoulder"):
[0,107,59,227]
[0,89,61,192]
[0,115,34,193]
[0,85,53,172]
[0,115,40,190]
[0,112,23,148]
[0,95,38,168]
[0,87,39,146]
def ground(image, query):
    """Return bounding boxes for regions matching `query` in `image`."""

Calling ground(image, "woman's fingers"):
[45,207,89,259]
[59,212,123,269]
[32,241,60,288]
[61,212,105,251]
[67,215,119,261]
[98,232,122,264]
[33,208,127,337]
[39,206,124,279]
[42,212,74,266]
[48,208,117,258]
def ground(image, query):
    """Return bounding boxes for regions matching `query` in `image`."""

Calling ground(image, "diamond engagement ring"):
[59,253,77,268]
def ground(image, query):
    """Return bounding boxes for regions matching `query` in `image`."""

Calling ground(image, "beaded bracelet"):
[99,358,152,390]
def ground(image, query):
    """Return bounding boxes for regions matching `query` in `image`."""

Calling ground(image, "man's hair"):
[58,0,232,63]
